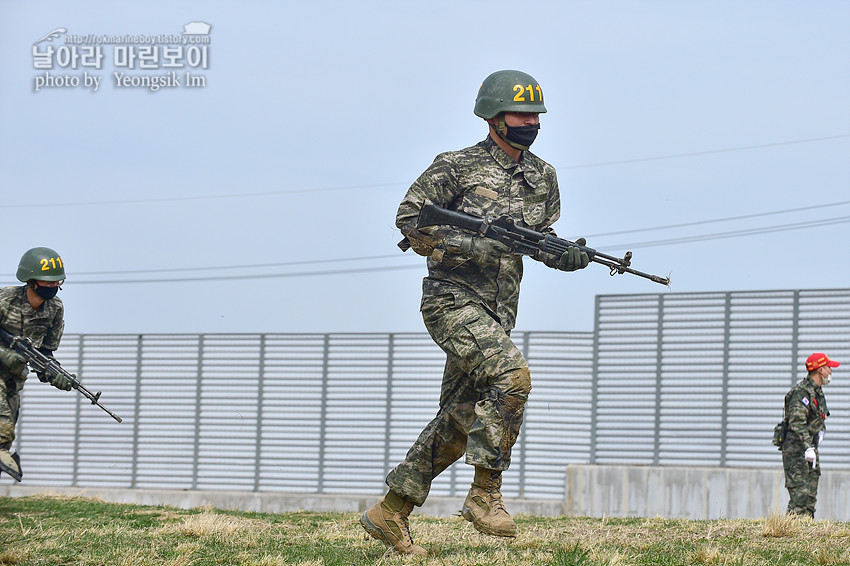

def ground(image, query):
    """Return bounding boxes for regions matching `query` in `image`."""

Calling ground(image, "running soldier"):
[361,70,590,555]
[0,247,71,482]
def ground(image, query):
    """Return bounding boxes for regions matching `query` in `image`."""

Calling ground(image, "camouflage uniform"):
[781,375,827,517]
[0,286,65,449]
[386,135,560,506]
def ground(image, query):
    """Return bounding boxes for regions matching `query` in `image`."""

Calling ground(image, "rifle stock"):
[0,326,122,423]
[417,203,670,286]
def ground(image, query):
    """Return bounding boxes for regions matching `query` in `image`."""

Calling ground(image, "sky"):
[1,1,848,336]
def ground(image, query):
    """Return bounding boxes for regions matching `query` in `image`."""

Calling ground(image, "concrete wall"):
[0,484,563,519]
[565,464,850,521]
[4,466,850,521]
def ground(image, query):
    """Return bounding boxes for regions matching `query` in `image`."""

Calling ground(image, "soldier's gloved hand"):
[0,349,28,377]
[539,238,590,272]
[818,430,825,445]
[804,447,817,464]
[48,372,73,391]
[401,222,439,257]
[459,236,511,265]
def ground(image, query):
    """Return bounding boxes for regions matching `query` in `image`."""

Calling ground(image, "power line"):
[1,182,403,209]
[587,199,850,238]
[557,133,850,169]
[6,134,848,209]
[72,254,402,276]
[605,215,850,250]
[3,212,846,286]
[46,197,850,278]
[48,263,425,285]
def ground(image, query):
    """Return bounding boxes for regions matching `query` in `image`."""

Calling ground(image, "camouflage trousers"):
[0,374,25,449]
[782,447,820,517]
[386,299,530,506]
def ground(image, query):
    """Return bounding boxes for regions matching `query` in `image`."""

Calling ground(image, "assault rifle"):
[417,203,670,286]
[0,326,122,423]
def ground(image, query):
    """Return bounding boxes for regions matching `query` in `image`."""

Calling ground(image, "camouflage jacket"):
[783,375,828,451]
[396,136,560,331]
[0,285,65,379]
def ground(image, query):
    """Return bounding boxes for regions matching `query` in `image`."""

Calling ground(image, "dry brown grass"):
[0,548,29,565]
[3,495,850,565]
[761,511,802,538]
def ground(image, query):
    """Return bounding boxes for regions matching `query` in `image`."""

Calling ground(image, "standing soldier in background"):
[360,70,589,555]
[0,247,72,482]
[781,352,839,518]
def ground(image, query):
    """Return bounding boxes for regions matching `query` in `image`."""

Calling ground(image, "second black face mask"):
[35,285,59,300]
[505,124,540,149]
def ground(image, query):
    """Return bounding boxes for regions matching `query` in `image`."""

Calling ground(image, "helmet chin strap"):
[491,115,531,151]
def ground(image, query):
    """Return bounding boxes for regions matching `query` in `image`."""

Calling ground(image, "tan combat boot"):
[360,490,427,555]
[461,467,518,537]
[0,449,22,482]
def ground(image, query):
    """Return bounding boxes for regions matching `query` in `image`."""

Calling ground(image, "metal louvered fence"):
[591,288,850,469]
[3,288,849,501]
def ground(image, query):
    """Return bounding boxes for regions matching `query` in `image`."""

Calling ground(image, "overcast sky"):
[1,1,847,337]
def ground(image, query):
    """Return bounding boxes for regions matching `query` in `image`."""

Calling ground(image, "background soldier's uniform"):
[388,135,560,505]
[781,375,827,517]
[0,286,65,451]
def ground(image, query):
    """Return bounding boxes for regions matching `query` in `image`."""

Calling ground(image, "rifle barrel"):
[417,203,670,286]
[0,326,123,423]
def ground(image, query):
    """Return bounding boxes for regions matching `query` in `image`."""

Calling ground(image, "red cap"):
[806,353,840,372]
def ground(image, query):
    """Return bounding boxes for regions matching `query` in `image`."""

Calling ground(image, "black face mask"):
[34,284,59,301]
[505,124,540,148]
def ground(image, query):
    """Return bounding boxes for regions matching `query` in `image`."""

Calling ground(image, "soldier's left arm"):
[41,302,65,351]
[537,164,561,235]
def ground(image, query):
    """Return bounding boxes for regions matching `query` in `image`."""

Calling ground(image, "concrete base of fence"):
[6,465,850,521]
[0,484,565,518]
[565,464,850,521]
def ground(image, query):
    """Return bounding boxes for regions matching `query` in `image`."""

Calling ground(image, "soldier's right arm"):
[396,154,459,228]
[396,154,472,261]
[0,345,27,377]
[785,387,813,448]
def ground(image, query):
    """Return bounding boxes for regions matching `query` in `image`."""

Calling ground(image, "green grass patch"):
[1,494,849,565]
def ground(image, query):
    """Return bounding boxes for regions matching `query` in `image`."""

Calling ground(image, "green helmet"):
[16,247,66,283]
[473,70,547,119]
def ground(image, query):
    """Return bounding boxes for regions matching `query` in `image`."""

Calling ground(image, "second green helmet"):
[16,247,66,282]
[473,70,547,119]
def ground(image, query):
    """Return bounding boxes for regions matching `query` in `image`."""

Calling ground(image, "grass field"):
[1,494,849,565]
